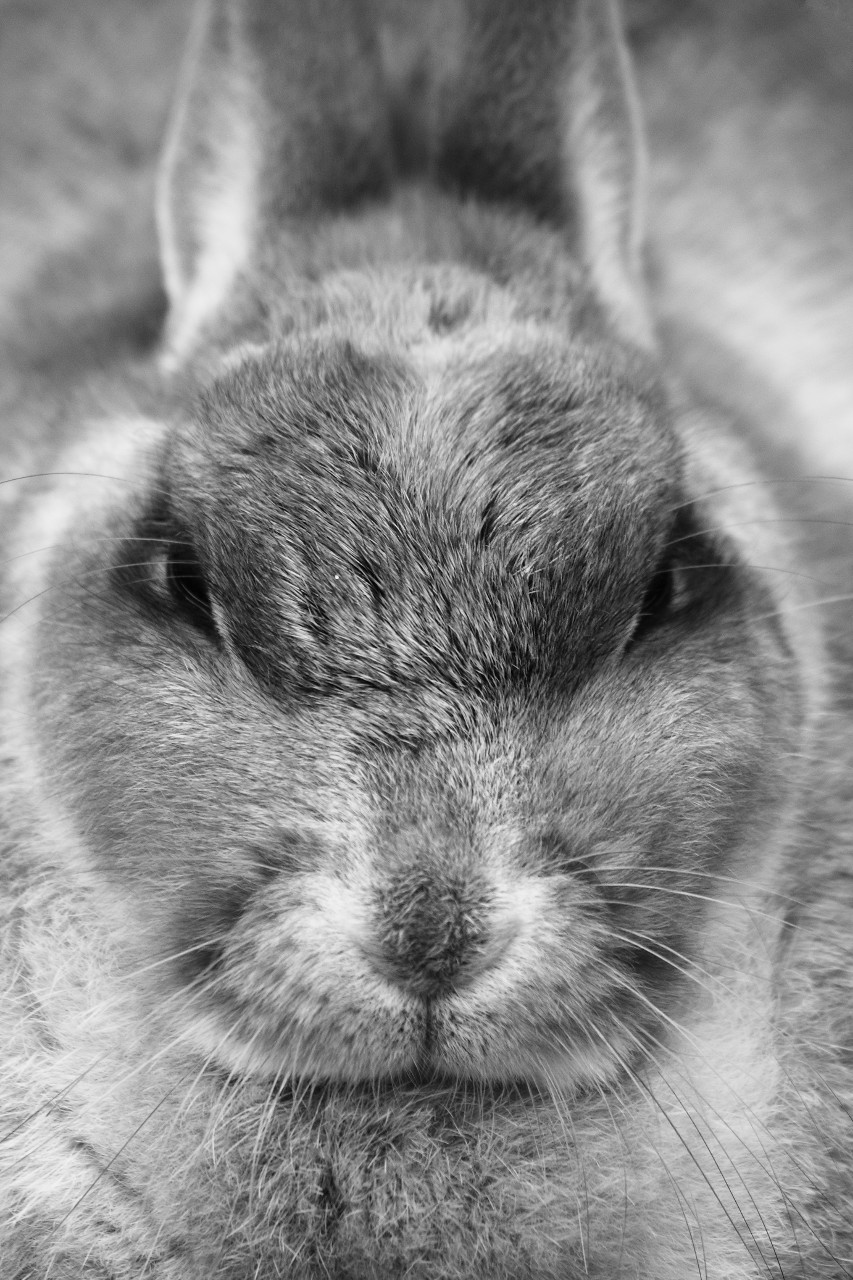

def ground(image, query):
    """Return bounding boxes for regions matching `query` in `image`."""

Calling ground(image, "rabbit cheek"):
[20,519,295,941]
[187,872,427,1081]
[425,912,646,1090]
[560,638,802,957]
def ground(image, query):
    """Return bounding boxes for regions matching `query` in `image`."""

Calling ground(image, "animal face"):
[1,1,847,1276]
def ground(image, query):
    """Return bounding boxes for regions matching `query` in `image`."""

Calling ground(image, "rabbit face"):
[23,252,805,1096]
[1,1,837,1275]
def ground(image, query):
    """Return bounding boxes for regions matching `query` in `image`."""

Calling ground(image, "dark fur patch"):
[172,336,678,730]
[427,292,473,334]
[375,871,490,996]
[435,2,573,224]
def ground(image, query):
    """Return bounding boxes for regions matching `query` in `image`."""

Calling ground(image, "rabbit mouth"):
[171,854,670,1095]
[182,951,656,1098]
[269,1071,546,1107]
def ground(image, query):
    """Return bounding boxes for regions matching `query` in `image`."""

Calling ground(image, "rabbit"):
[1,0,852,1276]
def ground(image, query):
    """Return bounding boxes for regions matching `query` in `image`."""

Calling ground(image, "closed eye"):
[627,538,741,648]
[162,540,216,633]
[629,556,683,643]
[625,493,749,649]
[112,507,220,641]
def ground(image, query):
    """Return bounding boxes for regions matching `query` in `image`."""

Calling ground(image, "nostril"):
[373,874,500,997]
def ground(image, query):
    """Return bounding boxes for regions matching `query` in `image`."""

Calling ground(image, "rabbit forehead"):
[173,335,678,701]
[184,329,675,503]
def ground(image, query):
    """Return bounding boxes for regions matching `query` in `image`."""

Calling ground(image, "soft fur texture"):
[1,1,853,1277]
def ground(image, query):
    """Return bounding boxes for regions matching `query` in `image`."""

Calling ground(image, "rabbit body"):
[1,2,853,1277]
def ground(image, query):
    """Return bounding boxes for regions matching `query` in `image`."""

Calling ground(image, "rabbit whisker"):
[0,472,169,496]
[751,591,853,623]
[674,475,853,514]
[1,534,199,572]
[605,929,738,1001]
[624,1026,791,1277]
[536,1059,592,1276]
[596,1020,780,1274]
[617,1014,845,1275]
[579,859,809,908]
[665,515,853,549]
[595,882,784,926]
[53,1068,195,1233]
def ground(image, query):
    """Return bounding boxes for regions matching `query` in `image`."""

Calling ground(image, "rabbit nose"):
[375,874,501,997]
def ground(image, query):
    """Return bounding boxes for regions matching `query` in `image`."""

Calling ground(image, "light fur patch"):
[0,416,165,874]
[564,0,654,351]
[157,4,259,368]
[159,123,258,367]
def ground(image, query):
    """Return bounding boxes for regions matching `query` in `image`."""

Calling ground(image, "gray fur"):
[1,1,853,1277]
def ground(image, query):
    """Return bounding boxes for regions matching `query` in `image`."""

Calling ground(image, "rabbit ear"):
[430,0,651,346]
[157,0,393,361]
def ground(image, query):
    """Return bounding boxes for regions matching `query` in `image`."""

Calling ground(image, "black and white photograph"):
[1,1,852,1275]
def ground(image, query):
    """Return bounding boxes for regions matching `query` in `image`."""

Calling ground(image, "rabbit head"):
[9,0,813,1126]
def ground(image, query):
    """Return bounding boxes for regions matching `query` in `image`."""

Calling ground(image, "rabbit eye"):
[640,562,675,622]
[629,559,681,644]
[163,541,216,633]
